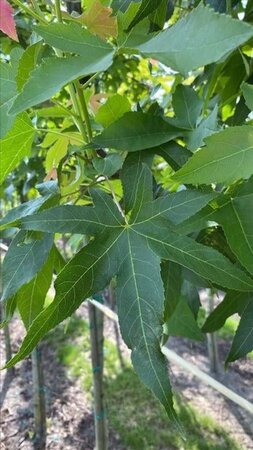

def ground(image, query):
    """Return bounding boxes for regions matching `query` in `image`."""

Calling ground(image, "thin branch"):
[79,72,101,90]
[12,0,48,24]
[105,176,127,223]
[54,0,88,142]
[75,82,93,142]
[75,81,96,159]
[36,128,84,144]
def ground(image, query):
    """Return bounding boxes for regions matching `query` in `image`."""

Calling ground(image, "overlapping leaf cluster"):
[1,0,253,426]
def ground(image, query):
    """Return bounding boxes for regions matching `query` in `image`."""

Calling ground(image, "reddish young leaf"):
[77,0,118,40]
[90,93,108,113]
[0,0,18,41]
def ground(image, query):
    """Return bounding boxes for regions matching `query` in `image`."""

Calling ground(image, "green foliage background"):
[1,0,253,428]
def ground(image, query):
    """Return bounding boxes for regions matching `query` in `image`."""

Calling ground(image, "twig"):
[12,0,48,24]
[105,177,127,223]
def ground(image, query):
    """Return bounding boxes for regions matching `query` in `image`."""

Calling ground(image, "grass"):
[46,314,243,450]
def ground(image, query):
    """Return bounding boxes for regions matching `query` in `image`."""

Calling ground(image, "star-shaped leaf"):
[5,164,253,429]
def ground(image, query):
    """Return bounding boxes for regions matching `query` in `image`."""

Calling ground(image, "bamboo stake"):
[206,289,221,374]
[88,299,253,415]
[31,347,47,450]
[0,246,14,378]
[0,303,15,378]
[88,300,108,450]
[107,284,125,370]
[162,346,253,415]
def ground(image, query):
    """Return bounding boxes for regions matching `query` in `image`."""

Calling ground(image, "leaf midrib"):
[9,228,125,364]
[37,27,112,51]
[230,200,253,269]
[132,227,253,290]
[3,239,38,300]
[175,142,253,179]
[131,193,213,225]
[126,231,176,419]
[229,302,253,359]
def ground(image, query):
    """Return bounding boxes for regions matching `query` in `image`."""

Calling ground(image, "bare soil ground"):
[0,303,253,450]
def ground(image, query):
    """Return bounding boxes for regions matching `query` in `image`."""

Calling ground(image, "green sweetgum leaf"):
[16,42,42,91]
[0,113,35,184]
[226,301,253,363]
[241,82,253,111]
[202,291,253,365]
[203,291,253,363]
[130,189,216,226]
[44,135,69,173]
[18,189,124,234]
[202,291,252,333]
[161,261,202,341]
[134,219,253,292]
[127,0,158,31]
[5,166,253,427]
[0,294,17,329]
[0,198,46,231]
[116,229,182,429]
[93,112,181,151]
[155,142,191,171]
[214,182,253,274]
[18,186,215,234]
[0,180,59,231]
[175,203,217,235]
[112,0,134,12]
[164,297,203,341]
[185,106,218,151]
[93,153,124,177]
[0,61,17,138]
[137,4,253,75]
[182,281,201,319]
[34,22,113,57]
[11,23,114,115]
[126,162,153,221]
[1,231,54,302]
[10,52,113,115]
[95,94,131,128]
[173,126,253,185]
[121,152,154,213]
[171,84,202,130]
[16,249,55,329]
[5,228,123,365]
[162,261,182,321]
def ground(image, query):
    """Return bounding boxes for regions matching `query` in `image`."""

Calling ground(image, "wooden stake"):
[88,300,108,450]
[31,347,47,450]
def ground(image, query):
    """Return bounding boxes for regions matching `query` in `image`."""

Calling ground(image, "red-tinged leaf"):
[90,93,108,113]
[0,0,18,41]
[77,0,118,40]
[44,168,58,181]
